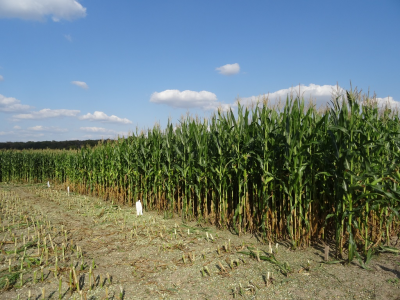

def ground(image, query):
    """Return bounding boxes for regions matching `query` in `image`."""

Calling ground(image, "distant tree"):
[0,139,108,150]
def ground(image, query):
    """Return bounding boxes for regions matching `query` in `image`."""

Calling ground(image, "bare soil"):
[1,183,400,300]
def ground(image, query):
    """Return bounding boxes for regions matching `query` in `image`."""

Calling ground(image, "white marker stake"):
[67,186,70,196]
[47,181,50,188]
[136,200,143,216]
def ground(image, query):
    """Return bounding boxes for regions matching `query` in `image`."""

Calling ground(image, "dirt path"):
[1,183,400,299]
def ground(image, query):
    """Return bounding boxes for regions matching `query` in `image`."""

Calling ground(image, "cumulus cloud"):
[71,81,88,89]
[237,84,346,109]
[27,125,68,133]
[13,125,21,129]
[80,111,132,124]
[0,75,3,81]
[236,84,400,112]
[82,134,125,140]
[80,127,114,133]
[0,0,87,22]
[150,89,229,110]
[80,127,130,139]
[216,63,240,76]
[0,94,33,112]
[13,108,80,120]
[375,96,399,109]
[150,85,398,113]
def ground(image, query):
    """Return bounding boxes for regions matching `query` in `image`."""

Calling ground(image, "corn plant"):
[1,88,399,262]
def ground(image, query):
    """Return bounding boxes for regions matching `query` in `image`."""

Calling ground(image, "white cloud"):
[216,63,240,76]
[80,127,130,139]
[82,134,120,140]
[150,89,229,110]
[71,81,88,89]
[13,108,80,120]
[27,125,68,133]
[80,127,114,133]
[149,85,398,113]
[80,111,132,124]
[237,84,346,109]
[28,125,45,131]
[0,75,3,81]
[64,34,72,42]
[375,96,400,109]
[0,94,33,112]
[236,84,400,111]
[0,0,87,22]
[13,125,21,129]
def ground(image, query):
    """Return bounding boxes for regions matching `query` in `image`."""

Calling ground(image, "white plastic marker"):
[136,199,143,216]
[47,181,50,188]
[67,186,70,196]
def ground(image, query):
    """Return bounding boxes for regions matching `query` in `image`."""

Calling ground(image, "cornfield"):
[1,89,400,262]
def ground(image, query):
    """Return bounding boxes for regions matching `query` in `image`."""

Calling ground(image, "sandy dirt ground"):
[1,182,400,300]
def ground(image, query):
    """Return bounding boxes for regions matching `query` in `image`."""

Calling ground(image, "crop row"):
[1,89,399,263]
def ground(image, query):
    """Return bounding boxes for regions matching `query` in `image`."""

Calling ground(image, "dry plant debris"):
[0,183,400,299]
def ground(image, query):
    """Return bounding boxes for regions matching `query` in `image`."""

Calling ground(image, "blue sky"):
[0,0,399,142]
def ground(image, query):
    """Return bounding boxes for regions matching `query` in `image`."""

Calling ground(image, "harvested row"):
[2,183,400,299]
[1,89,400,263]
